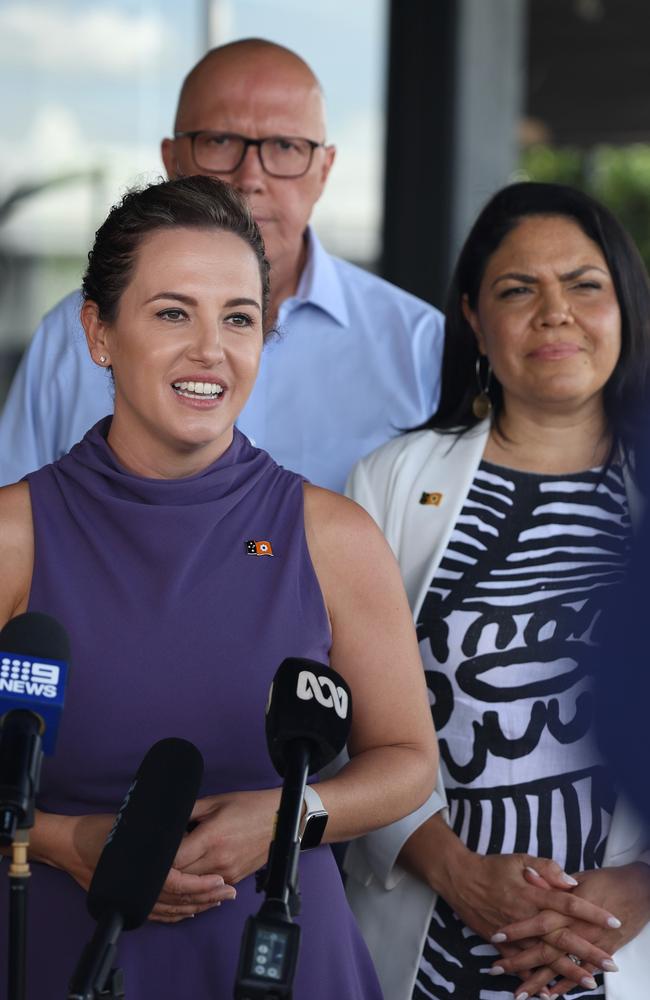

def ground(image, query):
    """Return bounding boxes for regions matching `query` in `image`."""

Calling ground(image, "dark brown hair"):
[82,175,271,334]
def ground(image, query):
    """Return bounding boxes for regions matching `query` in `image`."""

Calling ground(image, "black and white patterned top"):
[413,461,631,1000]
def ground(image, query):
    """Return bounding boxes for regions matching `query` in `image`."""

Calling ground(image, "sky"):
[0,0,387,263]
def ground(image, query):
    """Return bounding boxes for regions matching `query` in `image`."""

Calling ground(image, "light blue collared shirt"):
[0,229,444,492]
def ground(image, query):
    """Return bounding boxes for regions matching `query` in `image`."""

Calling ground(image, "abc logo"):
[296,670,349,720]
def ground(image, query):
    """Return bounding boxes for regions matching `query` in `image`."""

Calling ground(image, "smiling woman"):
[79,178,270,479]
[83,225,265,478]
[344,182,650,1000]
[0,176,438,999]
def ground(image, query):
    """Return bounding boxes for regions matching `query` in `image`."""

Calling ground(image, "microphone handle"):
[8,867,28,1000]
[263,739,311,911]
[0,711,43,843]
[68,911,124,1000]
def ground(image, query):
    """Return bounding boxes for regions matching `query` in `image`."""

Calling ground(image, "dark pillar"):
[382,0,525,308]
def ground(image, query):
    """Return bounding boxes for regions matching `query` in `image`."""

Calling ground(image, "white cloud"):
[0,3,170,75]
[0,104,161,254]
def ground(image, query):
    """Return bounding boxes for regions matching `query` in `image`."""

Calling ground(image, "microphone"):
[68,737,204,1000]
[265,657,351,778]
[235,658,352,999]
[0,612,71,844]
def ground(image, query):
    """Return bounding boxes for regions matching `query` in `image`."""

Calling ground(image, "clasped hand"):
[488,861,650,998]
[64,788,281,924]
[442,849,624,997]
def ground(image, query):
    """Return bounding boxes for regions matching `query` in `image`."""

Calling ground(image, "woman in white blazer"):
[345,182,650,1000]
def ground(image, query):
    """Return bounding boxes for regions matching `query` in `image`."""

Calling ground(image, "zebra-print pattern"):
[413,461,631,1000]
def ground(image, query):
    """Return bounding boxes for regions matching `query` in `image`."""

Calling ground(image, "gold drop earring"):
[472,356,492,419]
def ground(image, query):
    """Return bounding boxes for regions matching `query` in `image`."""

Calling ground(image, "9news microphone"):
[68,737,204,1000]
[0,612,71,844]
[235,658,352,999]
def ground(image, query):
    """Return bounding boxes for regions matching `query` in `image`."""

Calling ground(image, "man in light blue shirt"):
[0,39,444,492]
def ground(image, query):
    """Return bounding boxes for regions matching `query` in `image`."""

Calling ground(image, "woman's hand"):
[30,811,114,892]
[399,814,616,944]
[440,849,613,944]
[149,867,237,924]
[30,809,235,925]
[491,863,650,997]
[173,788,281,886]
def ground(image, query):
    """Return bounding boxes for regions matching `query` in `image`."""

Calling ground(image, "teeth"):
[172,381,224,398]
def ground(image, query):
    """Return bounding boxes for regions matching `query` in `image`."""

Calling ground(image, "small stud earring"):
[99,355,107,365]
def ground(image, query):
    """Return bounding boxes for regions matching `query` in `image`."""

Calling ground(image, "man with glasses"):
[0,38,444,491]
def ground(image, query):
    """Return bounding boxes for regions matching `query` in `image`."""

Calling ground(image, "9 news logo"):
[0,656,61,699]
[296,670,349,720]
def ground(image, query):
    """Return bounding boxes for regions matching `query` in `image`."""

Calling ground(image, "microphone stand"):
[8,829,30,1000]
[234,739,310,999]
[67,913,125,1000]
[0,710,43,1000]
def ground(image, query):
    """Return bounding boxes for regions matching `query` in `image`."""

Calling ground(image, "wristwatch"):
[299,785,328,850]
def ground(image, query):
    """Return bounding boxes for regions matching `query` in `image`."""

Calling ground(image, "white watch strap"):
[303,784,325,816]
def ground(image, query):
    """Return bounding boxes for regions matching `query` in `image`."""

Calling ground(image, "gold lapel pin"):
[419,491,443,506]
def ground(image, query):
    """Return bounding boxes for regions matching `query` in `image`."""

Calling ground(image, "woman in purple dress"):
[0,175,438,998]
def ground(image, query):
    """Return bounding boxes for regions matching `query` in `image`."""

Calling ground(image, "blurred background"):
[1,0,649,406]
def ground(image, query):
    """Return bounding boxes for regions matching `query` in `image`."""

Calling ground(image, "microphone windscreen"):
[0,611,71,662]
[265,658,352,776]
[87,737,204,930]
[0,612,71,754]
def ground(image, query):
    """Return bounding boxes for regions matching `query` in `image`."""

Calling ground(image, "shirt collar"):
[281,226,350,328]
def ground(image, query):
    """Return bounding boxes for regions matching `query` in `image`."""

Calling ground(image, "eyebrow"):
[490,265,609,289]
[144,292,261,310]
[224,297,261,310]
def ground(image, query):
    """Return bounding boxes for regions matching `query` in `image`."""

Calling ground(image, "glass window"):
[0,0,204,399]
[0,1,388,404]
[212,0,388,266]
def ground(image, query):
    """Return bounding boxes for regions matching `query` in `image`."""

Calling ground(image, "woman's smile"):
[171,377,227,404]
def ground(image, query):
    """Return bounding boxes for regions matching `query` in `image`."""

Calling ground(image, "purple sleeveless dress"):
[0,420,382,999]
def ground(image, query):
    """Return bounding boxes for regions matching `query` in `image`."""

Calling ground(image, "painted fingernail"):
[514,992,529,1000]
[580,976,598,990]
[560,872,579,886]
[524,865,540,878]
[607,915,622,928]
[602,959,619,972]
[539,993,551,999]
[488,965,505,976]
[491,932,508,943]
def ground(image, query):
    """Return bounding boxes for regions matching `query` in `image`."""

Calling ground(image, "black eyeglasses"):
[174,131,325,178]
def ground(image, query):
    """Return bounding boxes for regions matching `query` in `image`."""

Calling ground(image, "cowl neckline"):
[50,417,278,510]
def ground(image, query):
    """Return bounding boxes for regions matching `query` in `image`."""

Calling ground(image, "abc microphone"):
[68,737,204,1000]
[235,658,352,999]
[0,612,71,844]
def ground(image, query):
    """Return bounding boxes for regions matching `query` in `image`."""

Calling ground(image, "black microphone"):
[0,612,71,844]
[68,737,204,1000]
[265,657,351,778]
[235,658,352,999]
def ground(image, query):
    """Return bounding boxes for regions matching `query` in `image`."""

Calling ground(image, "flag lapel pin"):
[245,539,274,556]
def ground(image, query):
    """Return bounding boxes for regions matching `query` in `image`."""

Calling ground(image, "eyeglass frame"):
[173,130,327,179]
